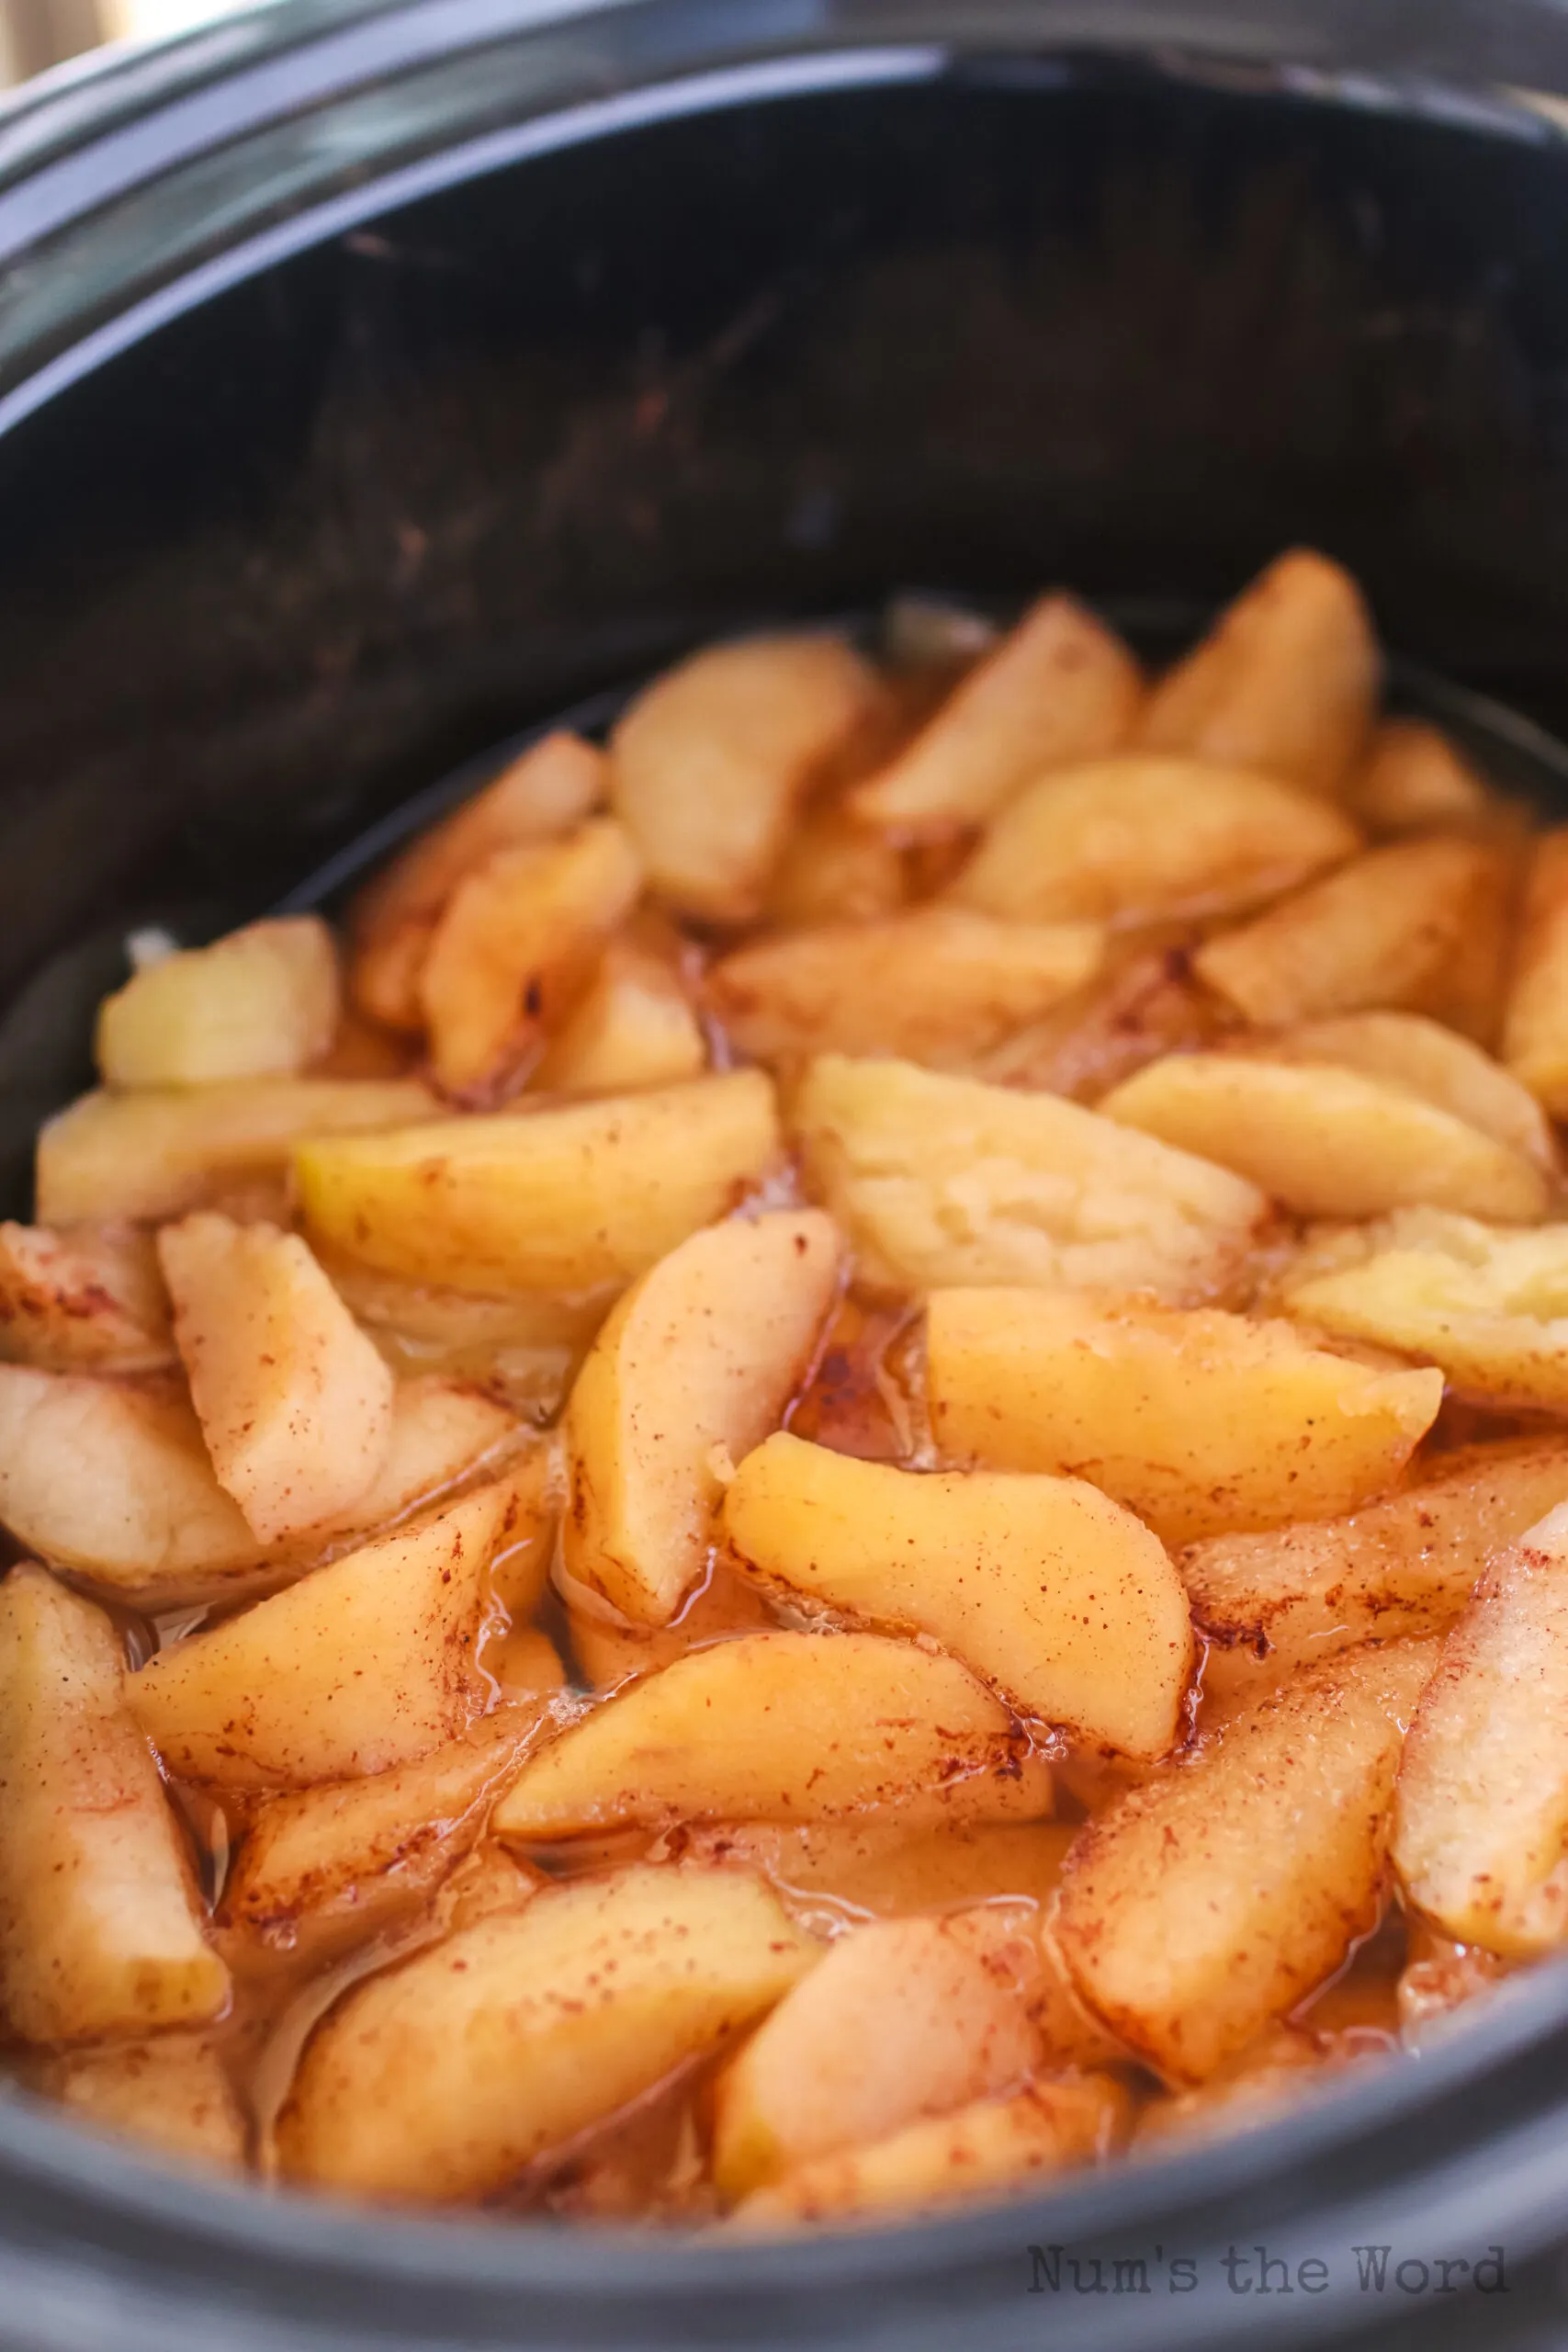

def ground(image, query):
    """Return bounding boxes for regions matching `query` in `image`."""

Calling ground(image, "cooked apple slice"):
[0,1366,262,1594]
[1192,834,1515,1043]
[766,806,909,927]
[127,1475,520,1787]
[20,2032,246,2167]
[926,1288,1442,1547]
[158,1214,393,1544]
[712,1905,1043,2197]
[419,818,643,1102]
[1348,718,1498,837]
[0,1565,229,2042]
[36,1076,437,1226]
[946,757,1358,926]
[1283,1208,1568,1413]
[705,910,1104,1067]
[1101,1052,1547,1224]
[96,916,340,1088]
[1055,1639,1436,2083]
[1504,828,1568,1115]
[792,1055,1266,1302]
[1179,1438,1568,1705]
[350,732,608,1032]
[563,1209,841,1625]
[676,1818,1075,1920]
[0,1221,172,1372]
[276,1861,819,2200]
[223,1702,555,1961]
[294,1069,779,1295]
[735,2077,1128,2228]
[1393,1504,1568,1956]
[493,1631,1051,1840]
[976,944,1241,1102]
[1266,1012,1556,1175]
[1137,548,1377,794]
[610,634,886,922]
[849,594,1141,835]
[724,1432,1191,1755]
[530,940,705,1097]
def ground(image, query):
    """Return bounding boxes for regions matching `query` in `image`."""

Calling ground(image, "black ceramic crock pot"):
[7,3,1568,2346]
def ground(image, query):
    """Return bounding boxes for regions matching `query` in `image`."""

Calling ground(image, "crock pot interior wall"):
[7,64,1568,1009]
[7,46,1568,2351]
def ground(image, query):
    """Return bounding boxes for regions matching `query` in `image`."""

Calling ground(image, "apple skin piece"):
[294,1069,781,1296]
[276,1861,820,2202]
[1054,1638,1438,2084]
[724,1430,1193,1758]
[493,1630,1053,1841]
[158,1213,395,1545]
[0,1564,230,2042]
[126,1473,525,1789]
[563,1208,842,1627]
[925,1286,1443,1546]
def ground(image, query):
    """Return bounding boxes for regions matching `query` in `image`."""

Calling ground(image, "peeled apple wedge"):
[610,634,886,922]
[1180,1438,1568,1704]
[0,1221,172,1373]
[1348,718,1497,837]
[294,1070,780,1295]
[530,941,705,1097]
[158,1214,394,1544]
[223,1702,555,1959]
[22,2031,247,2168]
[1055,1639,1437,2083]
[37,1077,440,1227]
[493,1631,1053,1840]
[946,756,1359,927]
[849,594,1142,835]
[925,1288,1442,1546]
[1504,828,1568,1115]
[276,1862,820,2200]
[127,1475,520,1788]
[1099,1053,1548,1223]
[1393,1505,1568,1957]
[1136,548,1378,795]
[724,1432,1192,1756]
[711,1908,1043,2197]
[705,909,1105,1067]
[349,731,609,1032]
[1265,1012,1556,1176]
[562,1208,841,1626]
[1192,834,1515,1044]
[1283,1208,1568,1413]
[735,2079,1129,2229]
[0,1565,229,2042]
[96,916,340,1088]
[792,1055,1266,1302]
[418,818,643,1102]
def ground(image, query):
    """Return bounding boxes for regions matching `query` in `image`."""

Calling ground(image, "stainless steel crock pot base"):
[6,6,1568,2345]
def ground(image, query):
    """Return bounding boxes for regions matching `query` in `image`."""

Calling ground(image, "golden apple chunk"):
[926,1287,1441,1545]
[724,1430,1192,1755]
[0,1222,172,1373]
[276,1862,819,2200]
[158,1213,394,1544]
[96,916,340,1087]
[493,1630,1052,1840]
[294,1069,780,1295]
[563,1208,841,1625]
[0,1565,229,2041]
